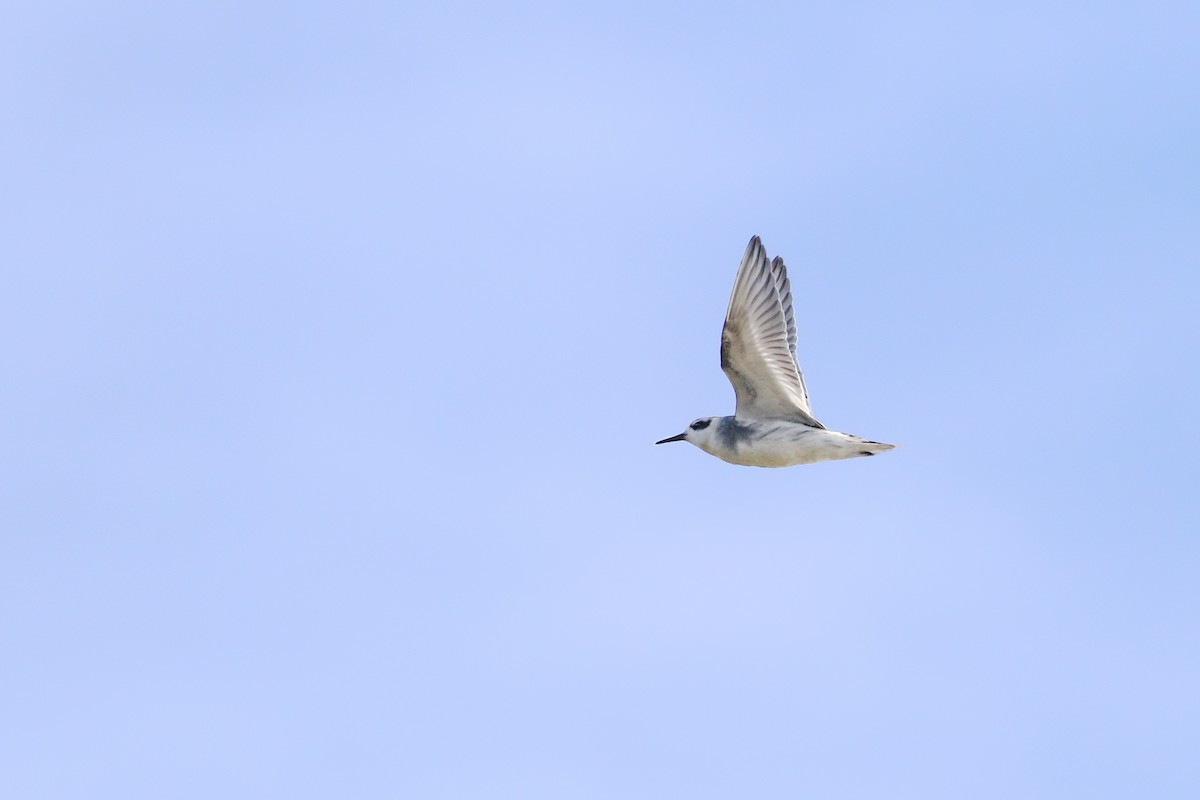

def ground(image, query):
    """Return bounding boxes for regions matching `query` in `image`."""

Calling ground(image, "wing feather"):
[720,236,822,426]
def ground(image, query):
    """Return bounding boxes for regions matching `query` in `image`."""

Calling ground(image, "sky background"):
[3,2,1199,798]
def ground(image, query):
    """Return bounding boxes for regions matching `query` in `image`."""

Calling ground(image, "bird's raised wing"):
[720,236,823,427]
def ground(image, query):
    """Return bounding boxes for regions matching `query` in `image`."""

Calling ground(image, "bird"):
[656,235,896,467]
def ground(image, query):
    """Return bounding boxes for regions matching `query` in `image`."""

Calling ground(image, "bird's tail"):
[854,439,897,457]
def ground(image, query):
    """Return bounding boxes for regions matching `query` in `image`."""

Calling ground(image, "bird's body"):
[656,236,895,468]
[687,417,895,467]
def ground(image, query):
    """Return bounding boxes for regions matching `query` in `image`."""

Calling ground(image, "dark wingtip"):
[743,235,762,259]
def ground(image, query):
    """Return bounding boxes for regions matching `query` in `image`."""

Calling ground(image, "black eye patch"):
[690,419,711,431]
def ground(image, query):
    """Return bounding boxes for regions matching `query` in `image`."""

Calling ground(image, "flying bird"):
[656,235,895,467]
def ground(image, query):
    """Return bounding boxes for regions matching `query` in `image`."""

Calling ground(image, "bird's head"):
[655,417,718,450]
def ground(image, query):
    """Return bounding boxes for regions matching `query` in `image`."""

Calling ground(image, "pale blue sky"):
[3,2,1198,798]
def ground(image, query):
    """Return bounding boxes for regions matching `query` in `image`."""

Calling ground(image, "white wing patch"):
[721,236,822,427]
